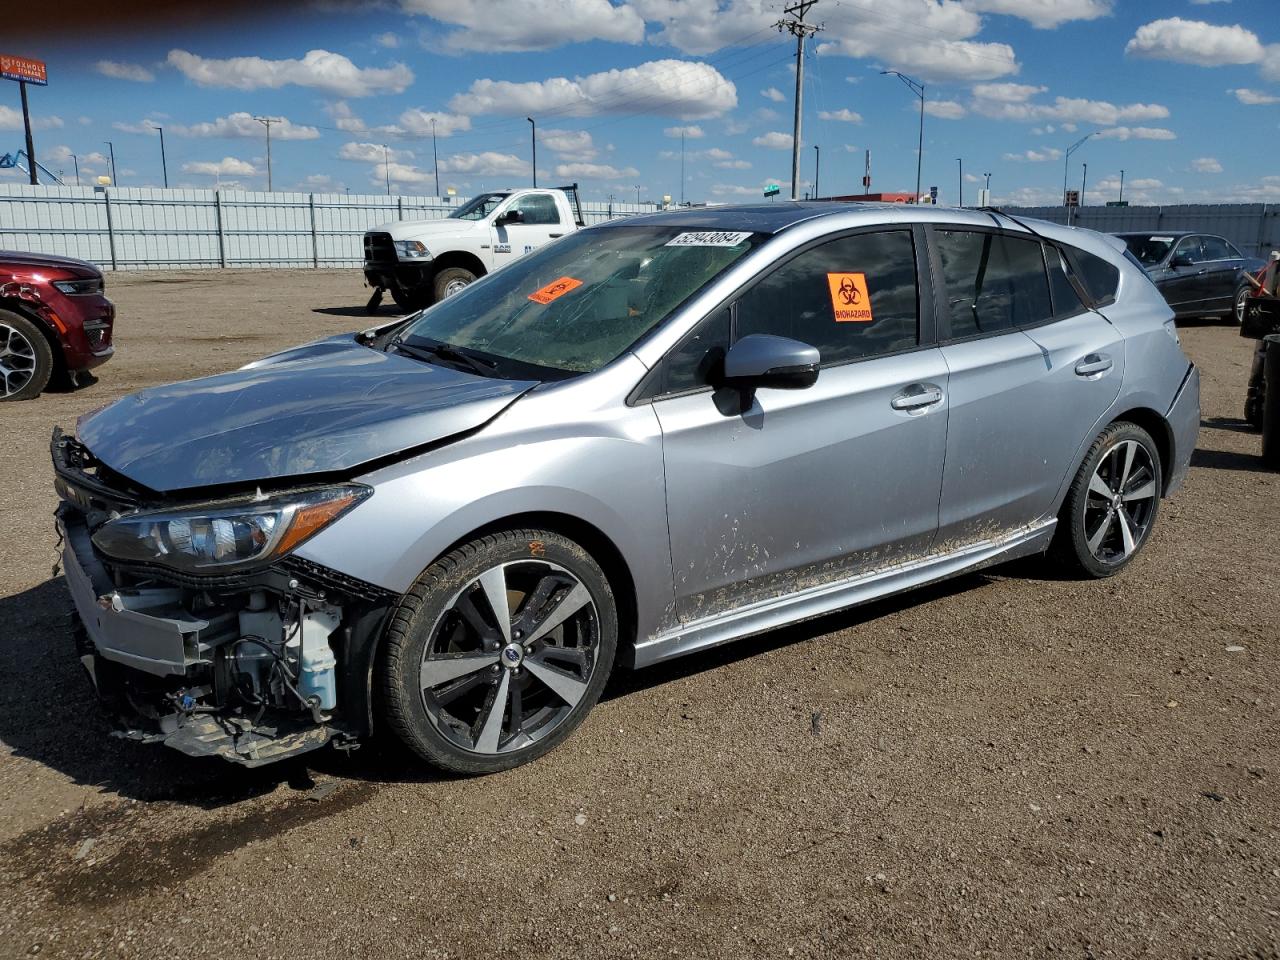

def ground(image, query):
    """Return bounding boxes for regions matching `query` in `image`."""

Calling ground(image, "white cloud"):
[761,87,785,102]
[166,48,413,97]
[395,109,472,137]
[1002,147,1062,162]
[1229,87,1279,105]
[452,60,737,118]
[1125,18,1264,67]
[752,131,793,149]
[555,161,640,179]
[972,82,1046,103]
[715,159,752,169]
[182,157,256,177]
[633,0,775,56]
[438,151,529,177]
[1093,126,1177,140]
[664,125,704,138]
[111,119,163,135]
[406,0,645,51]
[325,101,368,132]
[374,31,400,48]
[959,0,1111,30]
[169,112,321,140]
[339,142,414,163]
[0,106,63,131]
[95,60,155,82]
[818,108,863,123]
[971,91,1170,126]
[1191,157,1223,173]
[541,128,597,159]
[924,100,967,119]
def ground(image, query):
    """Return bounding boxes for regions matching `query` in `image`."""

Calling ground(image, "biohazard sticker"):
[665,231,753,247]
[826,272,873,322]
[528,276,584,304]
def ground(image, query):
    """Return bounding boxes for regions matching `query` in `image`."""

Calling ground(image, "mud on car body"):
[53,203,1199,774]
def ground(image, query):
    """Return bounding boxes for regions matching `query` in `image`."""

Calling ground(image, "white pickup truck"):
[362,185,585,312]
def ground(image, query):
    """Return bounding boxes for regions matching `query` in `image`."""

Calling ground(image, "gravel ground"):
[0,269,1277,960]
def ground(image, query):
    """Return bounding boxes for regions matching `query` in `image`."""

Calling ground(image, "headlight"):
[91,484,370,574]
[394,240,431,260]
[53,277,104,296]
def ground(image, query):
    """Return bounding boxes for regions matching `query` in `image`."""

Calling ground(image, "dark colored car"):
[0,251,115,401]
[1113,231,1264,323]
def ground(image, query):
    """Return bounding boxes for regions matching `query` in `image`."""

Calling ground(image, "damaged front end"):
[52,428,396,767]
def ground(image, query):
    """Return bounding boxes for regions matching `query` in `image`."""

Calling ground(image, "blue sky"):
[2,0,1277,205]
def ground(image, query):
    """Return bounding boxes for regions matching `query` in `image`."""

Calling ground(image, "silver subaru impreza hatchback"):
[52,203,1199,773]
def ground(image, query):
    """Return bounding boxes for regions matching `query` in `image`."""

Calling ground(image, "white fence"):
[0,185,654,271]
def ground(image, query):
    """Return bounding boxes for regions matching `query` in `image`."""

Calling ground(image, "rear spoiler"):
[555,182,585,227]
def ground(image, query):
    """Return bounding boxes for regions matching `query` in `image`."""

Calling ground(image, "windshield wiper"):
[391,339,498,377]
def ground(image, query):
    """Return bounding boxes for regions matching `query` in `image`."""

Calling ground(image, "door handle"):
[1074,354,1113,377]
[549,233,564,238]
[891,383,944,412]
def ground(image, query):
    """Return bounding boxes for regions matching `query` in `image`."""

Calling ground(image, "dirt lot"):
[1,269,1277,959]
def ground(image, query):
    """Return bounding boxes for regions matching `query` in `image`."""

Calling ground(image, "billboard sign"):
[0,55,48,86]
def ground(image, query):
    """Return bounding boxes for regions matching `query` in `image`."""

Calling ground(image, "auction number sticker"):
[826,272,873,322]
[665,231,752,247]
[528,276,584,304]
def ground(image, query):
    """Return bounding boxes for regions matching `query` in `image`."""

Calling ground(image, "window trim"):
[1036,243,1091,327]
[633,223,935,405]
[925,223,1057,344]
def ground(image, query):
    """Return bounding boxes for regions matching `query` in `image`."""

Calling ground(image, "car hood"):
[76,336,536,494]
[0,249,102,276]
[372,218,485,241]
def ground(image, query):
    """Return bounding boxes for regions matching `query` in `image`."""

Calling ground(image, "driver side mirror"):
[720,334,820,391]
[1170,252,1193,268]
[495,209,525,227]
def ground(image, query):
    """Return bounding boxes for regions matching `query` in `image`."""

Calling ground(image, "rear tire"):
[1050,422,1162,578]
[0,309,53,402]
[379,528,617,774]
[432,267,477,303]
[1230,284,1250,325]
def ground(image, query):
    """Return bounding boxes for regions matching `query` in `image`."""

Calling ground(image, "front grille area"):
[84,320,113,353]
[364,231,396,265]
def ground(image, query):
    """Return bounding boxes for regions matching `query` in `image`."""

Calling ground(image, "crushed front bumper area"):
[52,431,396,767]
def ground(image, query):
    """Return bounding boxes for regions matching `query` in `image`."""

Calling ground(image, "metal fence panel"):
[1005,204,1279,258]
[0,185,657,271]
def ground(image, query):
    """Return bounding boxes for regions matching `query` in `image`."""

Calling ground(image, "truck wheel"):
[1262,336,1280,469]
[433,267,476,302]
[379,528,617,774]
[0,309,53,402]
[389,286,425,312]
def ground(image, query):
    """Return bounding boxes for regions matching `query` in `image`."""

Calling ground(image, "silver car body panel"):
[77,203,1198,670]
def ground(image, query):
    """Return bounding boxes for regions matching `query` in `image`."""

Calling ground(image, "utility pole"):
[882,71,925,203]
[813,144,820,199]
[863,148,871,194]
[680,129,685,205]
[151,123,168,188]
[1080,162,1088,211]
[431,118,440,197]
[382,144,391,195]
[956,157,963,208]
[1062,132,1091,224]
[254,116,279,191]
[776,0,821,201]
[19,80,37,184]
[526,117,537,187]
[104,140,117,185]
[635,184,641,205]
[1118,168,1125,204]
[72,153,80,186]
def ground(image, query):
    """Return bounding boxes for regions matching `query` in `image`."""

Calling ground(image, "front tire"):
[380,528,617,774]
[432,266,477,303]
[0,309,53,402]
[1231,284,1250,325]
[1051,422,1163,578]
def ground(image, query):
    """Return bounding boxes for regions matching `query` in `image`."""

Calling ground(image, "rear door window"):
[934,230,1051,338]
[1046,245,1086,319]
[511,194,561,225]
[1201,236,1232,261]
[1061,245,1121,307]
[734,229,919,365]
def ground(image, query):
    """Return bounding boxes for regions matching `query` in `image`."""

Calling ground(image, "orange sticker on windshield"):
[827,272,873,322]
[528,276,583,304]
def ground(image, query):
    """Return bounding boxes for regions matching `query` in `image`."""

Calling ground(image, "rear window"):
[1062,246,1120,307]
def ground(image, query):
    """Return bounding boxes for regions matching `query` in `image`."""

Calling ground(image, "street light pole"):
[431,118,440,197]
[1062,132,1091,225]
[814,144,820,199]
[1119,168,1125,205]
[1080,161,1088,211]
[882,71,925,202]
[382,144,391,195]
[526,117,537,187]
[956,157,963,208]
[72,153,80,186]
[680,129,685,205]
[151,124,168,188]
[635,184,641,205]
[983,171,992,204]
[104,141,117,185]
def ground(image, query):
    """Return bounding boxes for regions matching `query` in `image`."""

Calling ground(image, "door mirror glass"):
[1170,252,1193,268]
[721,334,819,390]
[496,209,525,227]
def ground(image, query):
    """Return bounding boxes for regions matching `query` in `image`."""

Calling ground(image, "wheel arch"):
[1108,406,1175,494]
[431,251,487,281]
[0,299,66,379]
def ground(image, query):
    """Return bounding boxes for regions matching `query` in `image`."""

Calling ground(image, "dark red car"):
[0,251,115,401]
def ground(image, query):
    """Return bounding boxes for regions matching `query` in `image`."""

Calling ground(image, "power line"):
[777,0,821,201]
